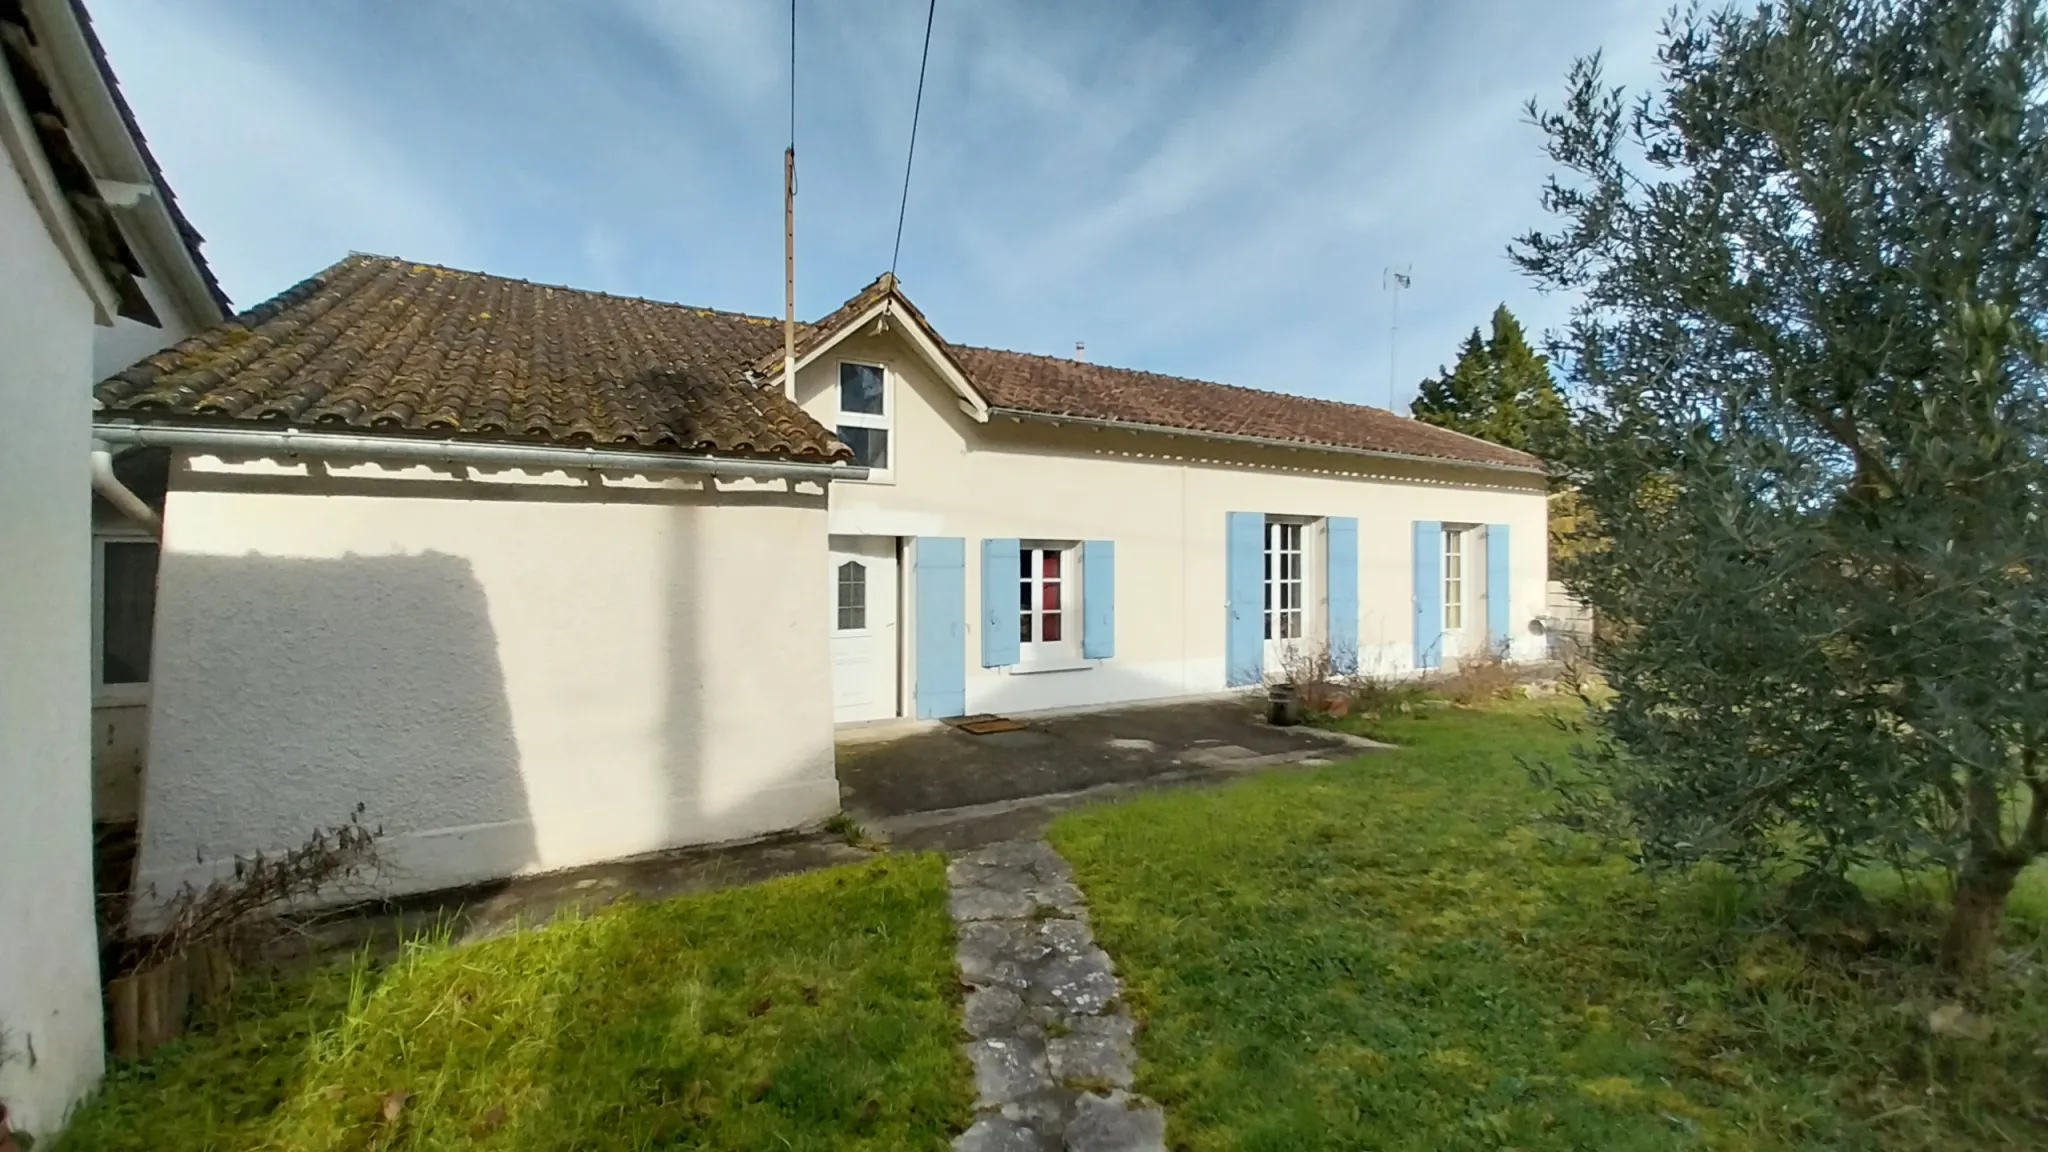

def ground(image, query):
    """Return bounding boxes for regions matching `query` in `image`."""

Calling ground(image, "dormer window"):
[836,361,892,480]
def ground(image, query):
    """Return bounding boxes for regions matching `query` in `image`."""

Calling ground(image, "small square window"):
[839,363,885,415]
[837,426,890,470]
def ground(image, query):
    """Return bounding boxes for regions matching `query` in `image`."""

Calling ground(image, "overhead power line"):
[888,0,939,283]
[788,0,797,152]
[783,0,797,387]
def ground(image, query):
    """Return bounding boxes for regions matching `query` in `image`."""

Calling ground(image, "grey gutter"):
[92,422,867,483]
[984,407,1546,478]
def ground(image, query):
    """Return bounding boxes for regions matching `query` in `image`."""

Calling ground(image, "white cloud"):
[89,0,1673,407]
[91,0,475,308]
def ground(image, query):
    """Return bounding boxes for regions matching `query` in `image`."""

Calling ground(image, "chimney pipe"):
[1074,341,1087,362]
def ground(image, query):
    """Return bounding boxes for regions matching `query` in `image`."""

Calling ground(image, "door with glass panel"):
[1262,519,1312,675]
[829,535,899,722]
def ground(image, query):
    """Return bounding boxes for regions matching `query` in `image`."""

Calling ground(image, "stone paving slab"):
[947,838,1165,1152]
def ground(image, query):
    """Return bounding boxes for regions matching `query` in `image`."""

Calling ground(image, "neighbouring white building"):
[0,0,226,1135]
[95,256,1548,922]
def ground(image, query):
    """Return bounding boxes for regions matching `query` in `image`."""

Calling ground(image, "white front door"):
[1262,519,1311,676]
[830,535,899,723]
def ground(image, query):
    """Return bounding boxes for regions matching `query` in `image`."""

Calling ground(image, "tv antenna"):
[1384,265,1412,412]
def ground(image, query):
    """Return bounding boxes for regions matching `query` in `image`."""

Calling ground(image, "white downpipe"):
[90,423,869,484]
[91,437,162,538]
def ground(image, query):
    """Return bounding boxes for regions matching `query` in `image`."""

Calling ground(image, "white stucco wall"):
[0,145,105,1136]
[796,329,1551,717]
[131,457,839,917]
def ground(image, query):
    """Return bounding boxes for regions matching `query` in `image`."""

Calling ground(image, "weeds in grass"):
[1429,648,1520,707]
[1340,672,1432,719]
[823,813,880,851]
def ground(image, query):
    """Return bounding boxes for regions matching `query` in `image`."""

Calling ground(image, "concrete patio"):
[847,695,1384,852]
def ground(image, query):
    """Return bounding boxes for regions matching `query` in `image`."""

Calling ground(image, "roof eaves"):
[64,0,228,314]
[92,417,866,478]
[764,276,990,418]
[985,405,1548,479]
[0,1,152,321]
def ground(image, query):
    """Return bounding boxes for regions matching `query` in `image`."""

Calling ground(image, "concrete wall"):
[131,456,839,918]
[796,329,1550,716]
[0,142,105,1136]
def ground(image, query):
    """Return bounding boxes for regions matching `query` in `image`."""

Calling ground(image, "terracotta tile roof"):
[96,255,850,462]
[754,274,893,377]
[773,278,1532,472]
[753,273,978,391]
[955,346,1543,472]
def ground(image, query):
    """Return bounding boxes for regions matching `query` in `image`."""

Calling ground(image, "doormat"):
[948,714,1029,735]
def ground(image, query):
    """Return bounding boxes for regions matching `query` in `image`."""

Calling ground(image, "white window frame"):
[1443,526,1466,633]
[834,558,871,634]
[1018,540,1082,664]
[1263,518,1311,643]
[93,527,158,705]
[835,360,894,484]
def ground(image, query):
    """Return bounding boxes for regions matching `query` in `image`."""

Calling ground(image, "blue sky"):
[93,0,1664,410]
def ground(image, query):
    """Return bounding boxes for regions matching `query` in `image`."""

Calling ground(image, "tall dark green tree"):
[1410,305,1569,456]
[1517,0,2048,978]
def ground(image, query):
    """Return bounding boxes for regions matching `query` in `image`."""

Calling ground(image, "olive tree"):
[1517,0,2048,977]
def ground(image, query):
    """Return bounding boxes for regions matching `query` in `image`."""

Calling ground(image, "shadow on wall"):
[654,487,837,854]
[133,549,530,919]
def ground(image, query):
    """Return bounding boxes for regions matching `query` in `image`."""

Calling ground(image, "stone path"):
[947,839,1166,1152]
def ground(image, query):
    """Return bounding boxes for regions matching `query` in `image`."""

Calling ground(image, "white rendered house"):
[94,257,1548,920]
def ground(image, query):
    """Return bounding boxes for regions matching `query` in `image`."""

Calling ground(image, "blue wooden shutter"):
[1486,523,1511,655]
[915,537,967,718]
[1326,517,1359,674]
[981,538,1021,667]
[1226,512,1265,686]
[1412,521,1443,671]
[1082,540,1115,659]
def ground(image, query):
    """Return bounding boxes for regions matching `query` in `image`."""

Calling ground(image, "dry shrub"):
[1274,644,1434,721]
[139,805,384,970]
[1432,646,1520,707]
[1273,641,1535,721]
[1274,645,1356,719]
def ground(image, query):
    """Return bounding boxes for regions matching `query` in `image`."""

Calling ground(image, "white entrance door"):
[1262,519,1311,676]
[830,535,899,723]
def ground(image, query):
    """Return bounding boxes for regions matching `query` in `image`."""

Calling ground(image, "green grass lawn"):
[1049,702,2048,1151]
[58,855,970,1152]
